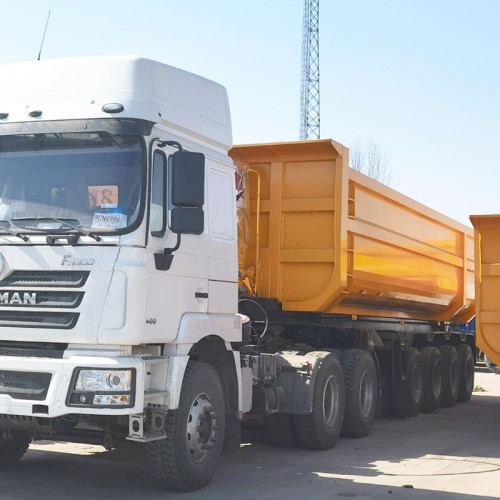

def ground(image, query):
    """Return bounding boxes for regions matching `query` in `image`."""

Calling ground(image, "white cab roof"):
[0,56,232,150]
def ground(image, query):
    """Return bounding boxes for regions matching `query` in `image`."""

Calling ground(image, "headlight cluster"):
[76,370,132,391]
[68,368,135,408]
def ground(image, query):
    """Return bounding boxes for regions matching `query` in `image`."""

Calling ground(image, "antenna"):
[37,11,51,61]
[299,0,320,140]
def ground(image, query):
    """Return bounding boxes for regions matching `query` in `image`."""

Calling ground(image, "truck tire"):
[146,361,225,491]
[439,345,459,407]
[421,346,443,413]
[264,414,297,447]
[340,349,378,437]
[380,371,395,416]
[293,354,345,450]
[392,347,423,418]
[456,344,474,402]
[328,348,343,360]
[0,430,30,466]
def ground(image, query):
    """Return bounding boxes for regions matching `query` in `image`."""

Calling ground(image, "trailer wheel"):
[439,345,459,407]
[421,347,443,413]
[264,414,297,447]
[293,354,345,450]
[456,344,474,402]
[0,430,30,466]
[392,347,423,418]
[380,371,395,416]
[146,361,225,492]
[340,349,378,437]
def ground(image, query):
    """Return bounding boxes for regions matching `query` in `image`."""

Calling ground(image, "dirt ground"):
[1,365,500,499]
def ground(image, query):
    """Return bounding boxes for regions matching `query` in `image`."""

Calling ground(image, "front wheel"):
[146,361,225,491]
[0,430,31,466]
[293,354,345,450]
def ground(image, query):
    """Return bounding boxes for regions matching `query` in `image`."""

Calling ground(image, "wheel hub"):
[186,393,217,463]
[359,371,375,419]
[322,374,340,427]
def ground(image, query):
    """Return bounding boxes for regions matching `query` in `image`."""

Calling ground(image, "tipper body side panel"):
[230,140,474,322]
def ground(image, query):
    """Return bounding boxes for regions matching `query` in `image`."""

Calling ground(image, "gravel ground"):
[1,365,499,499]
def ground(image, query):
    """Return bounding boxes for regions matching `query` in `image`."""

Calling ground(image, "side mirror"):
[170,207,204,235]
[156,147,205,271]
[170,150,205,208]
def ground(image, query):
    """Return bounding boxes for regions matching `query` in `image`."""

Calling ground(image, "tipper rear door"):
[471,215,500,365]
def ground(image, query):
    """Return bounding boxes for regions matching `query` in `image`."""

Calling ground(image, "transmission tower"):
[299,0,320,140]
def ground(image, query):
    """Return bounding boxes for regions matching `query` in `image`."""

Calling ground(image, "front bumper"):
[0,355,145,418]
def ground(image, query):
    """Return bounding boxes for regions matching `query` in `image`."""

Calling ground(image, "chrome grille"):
[0,271,89,288]
[0,291,83,308]
[0,270,87,329]
[0,311,79,329]
[0,341,67,358]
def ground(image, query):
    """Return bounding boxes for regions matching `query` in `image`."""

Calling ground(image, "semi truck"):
[0,56,476,491]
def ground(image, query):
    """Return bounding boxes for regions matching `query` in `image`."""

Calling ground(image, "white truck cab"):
[0,56,244,490]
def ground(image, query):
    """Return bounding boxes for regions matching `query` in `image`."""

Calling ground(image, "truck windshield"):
[0,132,143,234]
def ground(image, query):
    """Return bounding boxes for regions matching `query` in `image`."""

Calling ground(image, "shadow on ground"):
[0,371,499,500]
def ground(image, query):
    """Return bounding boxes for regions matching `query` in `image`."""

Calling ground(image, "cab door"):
[144,147,209,343]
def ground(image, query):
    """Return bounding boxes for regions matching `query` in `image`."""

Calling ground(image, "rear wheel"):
[341,349,378,437]
[439,345,459,407]
[380,371,395,416]
[293,354,345,449]
[0,430,30,466]
[393,347,423,418]
[421,347,443,413]
[457,344,474,402]
[146,361,225,492]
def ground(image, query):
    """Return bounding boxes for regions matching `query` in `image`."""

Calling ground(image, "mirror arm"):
[154,233,182,271]
[157,140,183,151]
[164,233,181,255]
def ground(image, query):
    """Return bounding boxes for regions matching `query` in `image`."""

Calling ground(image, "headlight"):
[75,369,132,391]
[68,368,135,408]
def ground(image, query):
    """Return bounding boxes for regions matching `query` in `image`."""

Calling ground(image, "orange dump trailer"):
[230,139,475,447]
[470,215,500,366]
[230,140,474,322]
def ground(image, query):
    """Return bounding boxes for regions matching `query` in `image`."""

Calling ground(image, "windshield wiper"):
[51,218,102,242]
[10,217,101,242]
[0,222,29,242]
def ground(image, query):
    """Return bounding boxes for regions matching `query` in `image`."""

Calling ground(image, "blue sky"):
[1,0,499,225]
